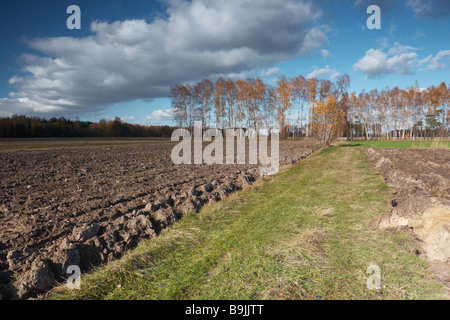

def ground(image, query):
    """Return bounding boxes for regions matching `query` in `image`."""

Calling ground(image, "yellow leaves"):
[312,94,344,142]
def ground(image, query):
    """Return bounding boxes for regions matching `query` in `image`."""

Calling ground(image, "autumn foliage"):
[348,82,450,140]
[312,95,344,143]
[171,73,351,141]
[171,75,449,141]
[2,77,448,141]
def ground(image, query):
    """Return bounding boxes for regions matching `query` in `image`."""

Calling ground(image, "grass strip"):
[49,145,447,300]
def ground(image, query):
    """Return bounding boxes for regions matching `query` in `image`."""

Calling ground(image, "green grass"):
[49,146,448,300]
[343,140,450,149]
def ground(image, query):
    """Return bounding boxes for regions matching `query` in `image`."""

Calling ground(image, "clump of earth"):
[0,141,314,299]
[366,146,450,290]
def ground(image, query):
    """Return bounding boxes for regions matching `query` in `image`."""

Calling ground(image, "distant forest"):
[0,116,175,138]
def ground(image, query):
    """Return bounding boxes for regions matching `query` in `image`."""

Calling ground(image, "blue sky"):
[0,0,448,125]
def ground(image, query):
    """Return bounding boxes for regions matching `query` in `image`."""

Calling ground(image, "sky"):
[0,0,449,125]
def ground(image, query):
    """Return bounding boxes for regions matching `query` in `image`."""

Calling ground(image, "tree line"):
[0,116,175,138]
[170,76,450,142]
[348,82,449,140]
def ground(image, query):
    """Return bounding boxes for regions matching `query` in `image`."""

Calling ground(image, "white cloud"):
[418,50,450,70]
[412,31,426,39]
[307,65,340,80]
[406,0,450,19]
[387,42,418,56]
[260,67,281,77]
[0,0,327,118]
[214,66,281,80]
[353,0,400,12]
[376,37,389,50]
[120,115,136,123]
[418,55,433,66]
[146,108,174,122]
[353,43,418,78]
[389,24,397,36]
[319,49,331,59]
[355,43,450,78]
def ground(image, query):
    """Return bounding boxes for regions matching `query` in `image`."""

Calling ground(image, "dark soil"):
[366,147,450,290]
[0,141,314,299]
